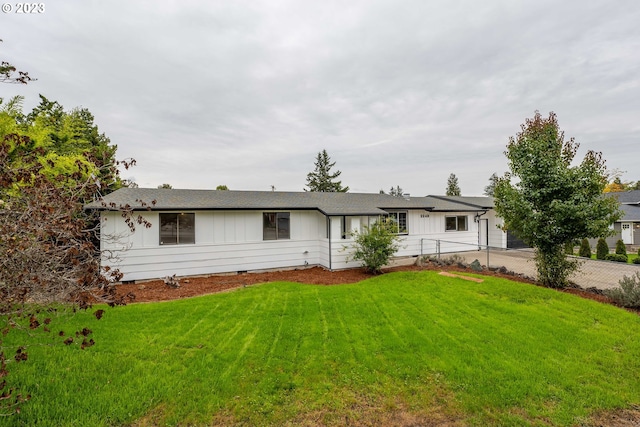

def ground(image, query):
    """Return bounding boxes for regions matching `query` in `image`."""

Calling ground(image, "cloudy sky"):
[2,0,639,195]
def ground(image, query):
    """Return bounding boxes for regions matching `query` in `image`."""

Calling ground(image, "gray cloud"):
[2,0,639,194]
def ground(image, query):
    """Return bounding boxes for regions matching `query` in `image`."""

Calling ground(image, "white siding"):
[101,210,326,281]
[100,207,508,279]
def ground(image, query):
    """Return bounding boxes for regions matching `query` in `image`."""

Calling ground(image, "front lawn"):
[2,271,640,426]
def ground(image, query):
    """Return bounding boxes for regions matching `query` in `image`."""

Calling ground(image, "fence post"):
[420,238,423,257]
[487,244,490,268]
[437,239,441,259]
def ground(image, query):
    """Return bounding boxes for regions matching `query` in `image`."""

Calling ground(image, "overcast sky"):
[2,0,639,195]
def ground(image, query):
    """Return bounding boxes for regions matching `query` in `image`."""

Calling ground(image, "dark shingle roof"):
[620,204,640,221]
[86,188,494,215]
[609,190,640,205]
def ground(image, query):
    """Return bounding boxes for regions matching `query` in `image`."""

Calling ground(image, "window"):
[263,212,290,240]
[445,215,468,232]
[386,211,408,234]
[159,213,195,245]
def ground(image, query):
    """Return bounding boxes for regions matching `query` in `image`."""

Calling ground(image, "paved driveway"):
[432,249,640,291]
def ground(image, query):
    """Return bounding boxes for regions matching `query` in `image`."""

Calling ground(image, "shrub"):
[604,272,640,308]
[634,257,640,265]
[596,238,609,260]
[578,238,591,258]
[615,239,627,256]
[605,254,628,263]
[347,218,402,274]
[564,241,575,255]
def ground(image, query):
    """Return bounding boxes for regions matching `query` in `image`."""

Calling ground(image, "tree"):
[604,177,627,193]
[484,173,499,197]
[388,185,404,197]
[445,173,461,196]
[158,183,173,189]
[0,40,35,84]
[579,238,592,258]
[215,185,229,190]
[304,149,349,192]
[346,218,402,274]
[0,93,146,415]
[494,111,621,288]
[596,238,609,260]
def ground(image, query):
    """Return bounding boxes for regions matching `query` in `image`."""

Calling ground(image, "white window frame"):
[386,211,408,235]
[445,215,468,232]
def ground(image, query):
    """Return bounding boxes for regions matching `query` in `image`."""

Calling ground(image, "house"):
[85,188,505,281]
[605,190,640,246]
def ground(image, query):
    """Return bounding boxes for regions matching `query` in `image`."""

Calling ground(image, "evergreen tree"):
[596,238,609,260]
[484,172,499,197]
[445,173,461,196]
[579,238,592,258]
[305,149,349,192]
[388,185,404,197]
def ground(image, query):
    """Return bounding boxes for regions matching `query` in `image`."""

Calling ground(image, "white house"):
[86,188,506,281]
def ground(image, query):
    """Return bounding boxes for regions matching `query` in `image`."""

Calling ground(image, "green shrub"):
[605,254,628,263]
[564,241,575,255]
[615,239,627,255]
[634,257,640,265]
[596,238,609,260]
[604,272,640,308]
[578,238,591,258]
[347,218,402,274]
[638,247,640,257]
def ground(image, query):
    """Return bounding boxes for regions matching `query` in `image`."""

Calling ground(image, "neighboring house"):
[85,188,505,282]
[603,190,640,246]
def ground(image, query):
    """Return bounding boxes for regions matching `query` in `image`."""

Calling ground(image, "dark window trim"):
[159,212,196,245]
[263,212,291,240]
[445,215,468,232]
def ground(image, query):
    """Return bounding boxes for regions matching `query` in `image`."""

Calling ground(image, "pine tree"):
[579,238,592,258]
[596,238,609,260]
[484,173,499,197]
[305,149,349,192]
[445,173,461,196]
[388,185,404,197]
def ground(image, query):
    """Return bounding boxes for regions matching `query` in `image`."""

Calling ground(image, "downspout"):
[475,210,488,248]
[328,216,332,271]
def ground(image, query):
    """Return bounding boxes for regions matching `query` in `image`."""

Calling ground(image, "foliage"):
[4,273,640,426]
[596,238,609,260]
[388,185,404,197]
[0,97,148,415]
[346,218,402,274]
[0,40,35,84]
[579,238,592,258]
[157,183,173,189]
[605,254,628,263]
[483,172,499,197]
[445,173,461,196]
[604,272,640,308]
[215,184,229,190]
[494,111,621,288]
[603,177,627,193]
[633,257,640,265]
[304,149,348,192]
[615,239,627,255]
[564,241,575,255]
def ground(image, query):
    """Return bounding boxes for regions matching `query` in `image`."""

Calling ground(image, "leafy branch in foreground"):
[0,135,149,415]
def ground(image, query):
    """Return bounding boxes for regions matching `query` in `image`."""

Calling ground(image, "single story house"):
[605,190,640,246]
[85,188,505,281]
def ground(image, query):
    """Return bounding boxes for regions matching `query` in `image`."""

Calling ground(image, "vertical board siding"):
[101,208,508,279]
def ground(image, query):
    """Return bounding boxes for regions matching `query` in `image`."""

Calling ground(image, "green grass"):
[2,271,640,426]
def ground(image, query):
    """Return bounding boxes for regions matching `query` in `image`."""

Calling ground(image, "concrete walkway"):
[435,249,640,291]
[389,250,640,291]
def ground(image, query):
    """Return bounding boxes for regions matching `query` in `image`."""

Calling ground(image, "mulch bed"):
[114,262,637,316]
